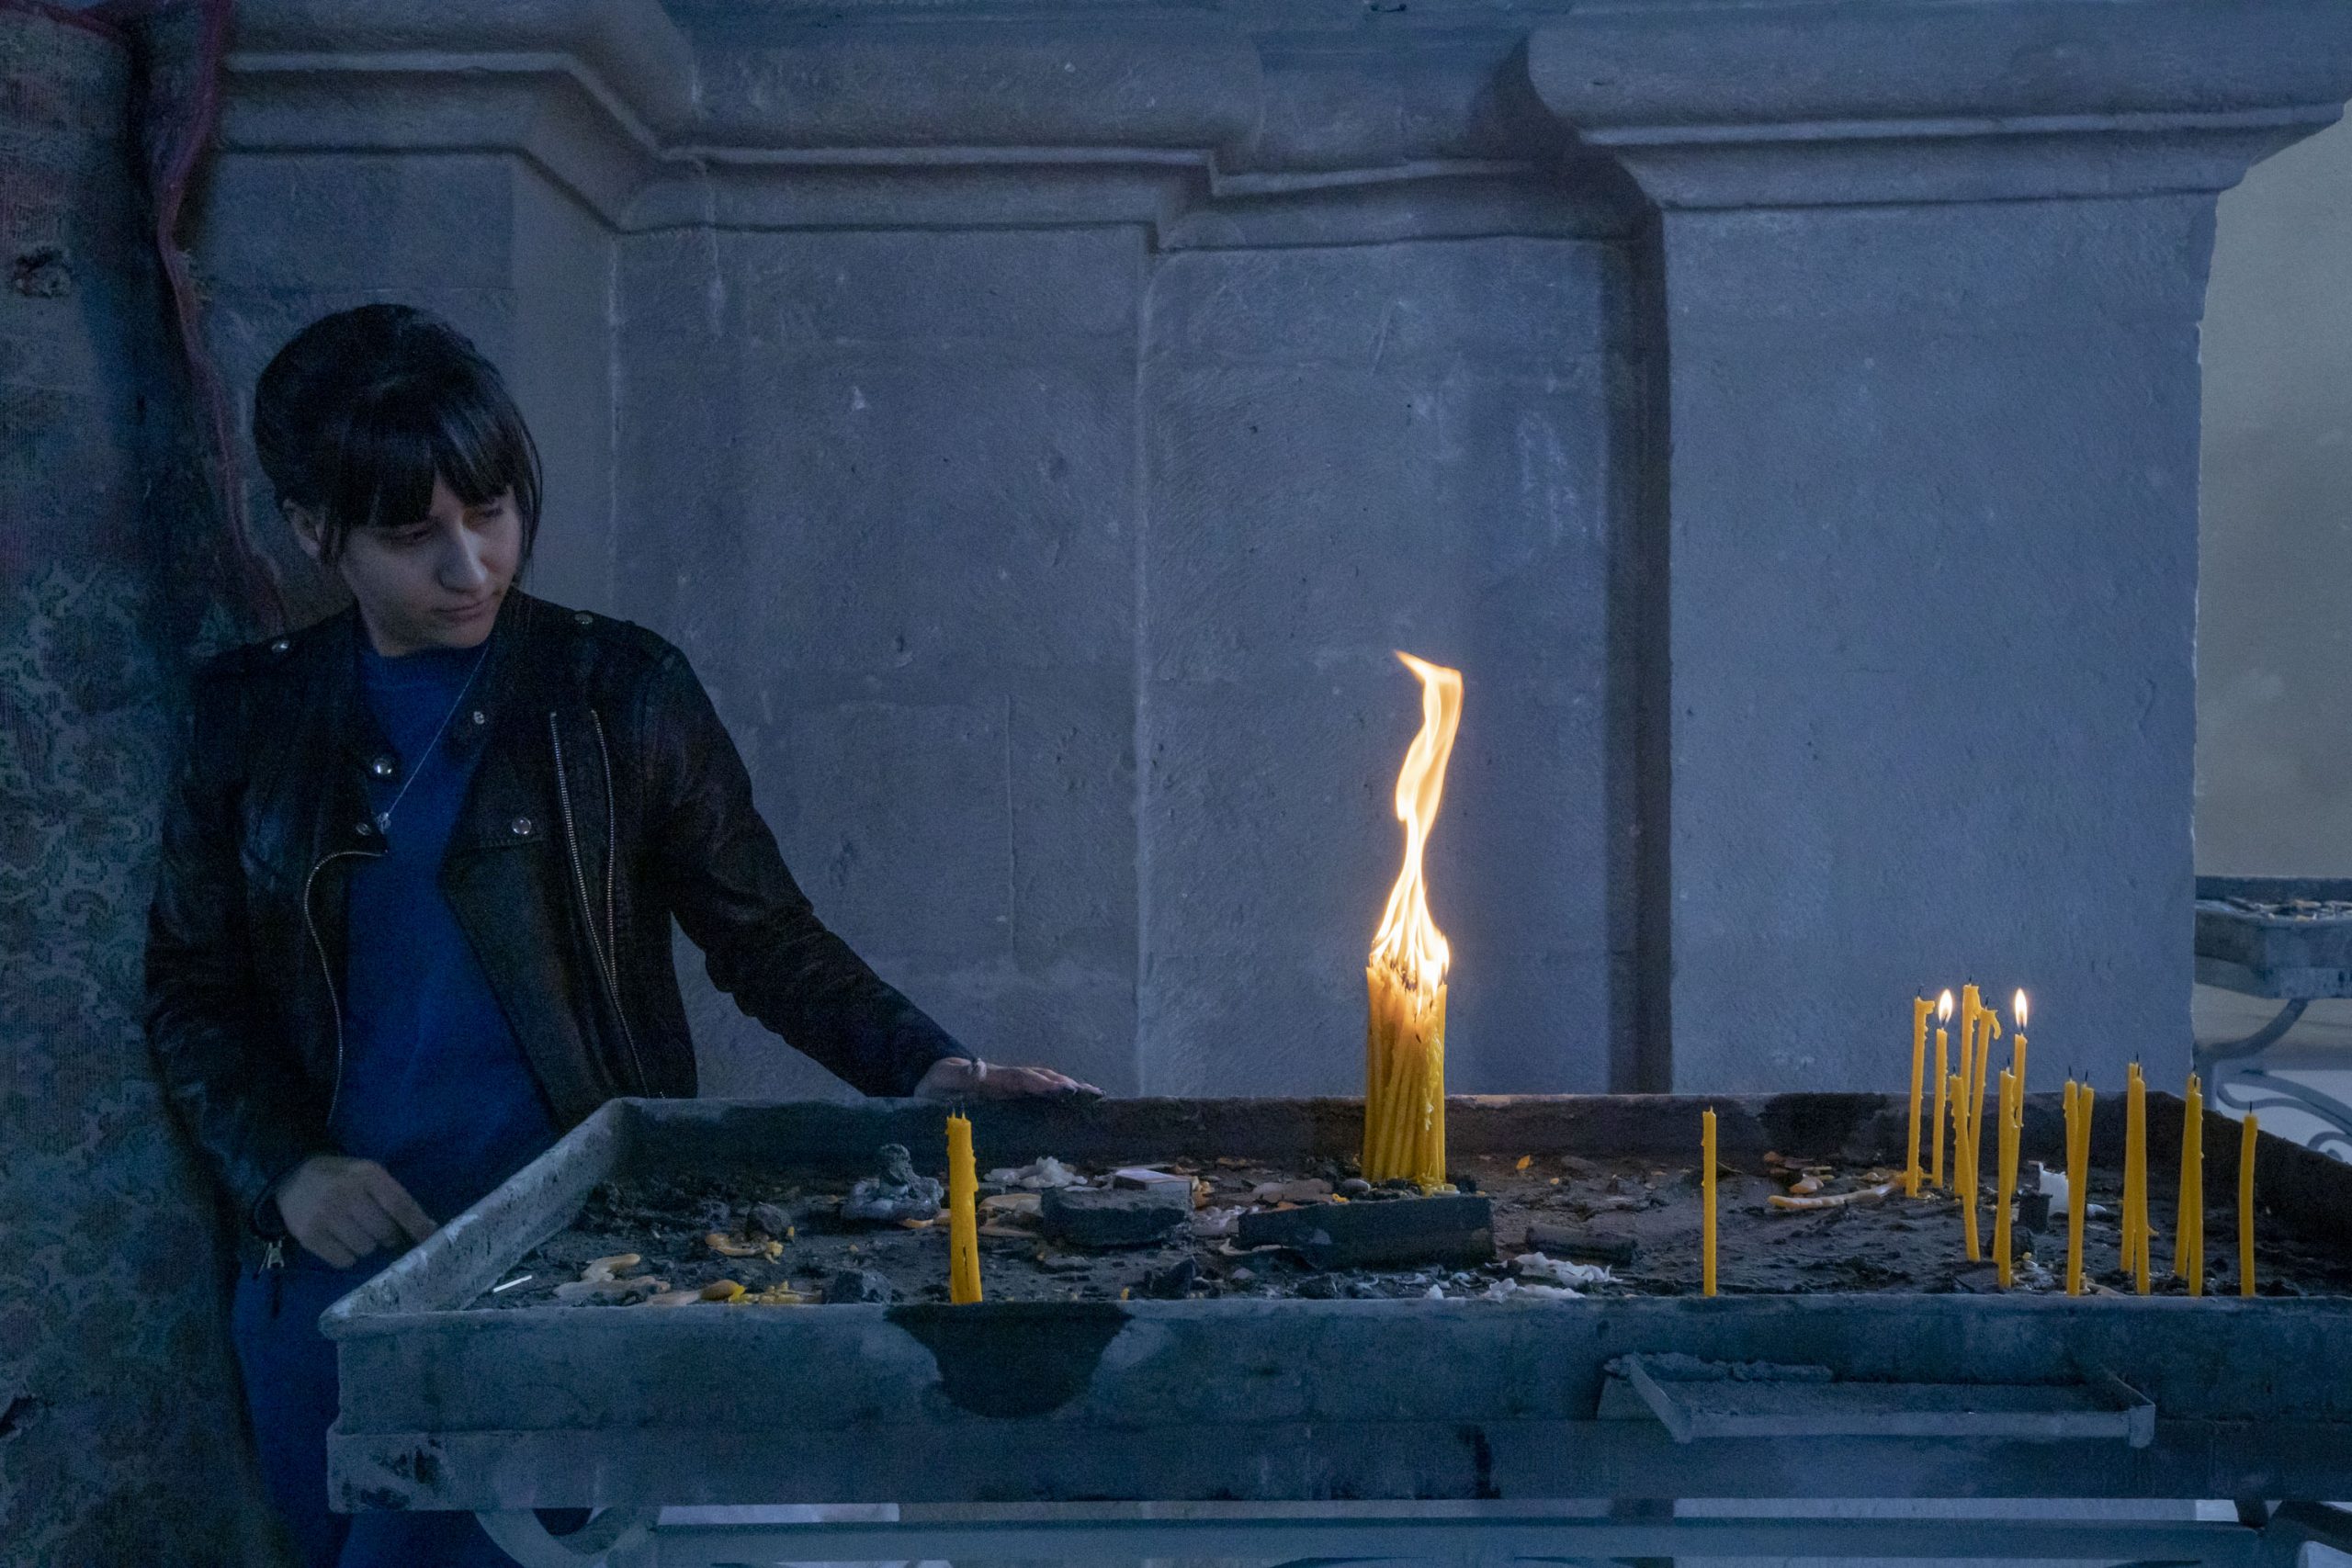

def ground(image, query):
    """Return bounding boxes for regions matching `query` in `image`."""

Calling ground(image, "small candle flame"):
[1937,988,1953,1022]
[2014,989,2029,1031]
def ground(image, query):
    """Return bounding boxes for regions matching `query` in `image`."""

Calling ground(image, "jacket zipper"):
[549,709,648,1094]
[302,845,381,1129]
[590,708,620,974]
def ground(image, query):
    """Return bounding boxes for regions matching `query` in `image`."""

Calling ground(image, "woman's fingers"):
[914,1057,1107,1100]
[367,1168,438,1246]
[322,1211,382,1263]
[304,1234,357,1270]
[980,1065,1103,1100]
[353,1191,412,1254]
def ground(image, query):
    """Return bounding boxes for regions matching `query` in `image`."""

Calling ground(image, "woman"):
[146,303,1095,1566]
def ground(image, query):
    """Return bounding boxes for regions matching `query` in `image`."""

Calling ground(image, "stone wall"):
[0,5,286,1561]
[187,0,2352,1109]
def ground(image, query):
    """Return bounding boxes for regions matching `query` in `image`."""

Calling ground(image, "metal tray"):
[322,1094,2352,1514]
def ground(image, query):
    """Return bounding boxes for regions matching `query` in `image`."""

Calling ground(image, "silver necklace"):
[371,643,492,834]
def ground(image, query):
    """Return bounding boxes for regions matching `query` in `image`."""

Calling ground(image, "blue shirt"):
[324,641,559,1245]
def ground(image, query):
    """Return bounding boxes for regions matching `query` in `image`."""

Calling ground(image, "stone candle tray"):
[322,1095,2352,1516]
[2195,874,2352,998]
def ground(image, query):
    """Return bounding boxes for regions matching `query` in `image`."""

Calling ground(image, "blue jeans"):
[231,1256,539,1567]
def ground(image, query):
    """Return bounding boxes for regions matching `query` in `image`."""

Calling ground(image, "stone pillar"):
[0,7,286,1562]
[1529,0,2352,1091]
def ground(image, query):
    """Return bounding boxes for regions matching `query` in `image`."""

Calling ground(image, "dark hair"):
[252,304,543,565]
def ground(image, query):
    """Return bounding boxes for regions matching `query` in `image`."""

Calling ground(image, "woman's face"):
[293,475,521,656]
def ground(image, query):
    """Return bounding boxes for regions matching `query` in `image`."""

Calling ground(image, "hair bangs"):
[310,358,544,563]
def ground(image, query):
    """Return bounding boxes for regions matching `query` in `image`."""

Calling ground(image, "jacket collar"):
[312,588,553,770]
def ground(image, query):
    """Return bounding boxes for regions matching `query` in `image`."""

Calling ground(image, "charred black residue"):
[383,1443,444,1490]
[1458,1424,1500,1498]
[0,1393,40,1440]
[891,1301,1127,1417]
[1758,1093,1891,1163]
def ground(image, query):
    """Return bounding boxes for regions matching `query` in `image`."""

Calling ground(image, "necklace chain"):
[372,643,492,834]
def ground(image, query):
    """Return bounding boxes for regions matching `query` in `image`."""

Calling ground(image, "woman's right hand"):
[272,1154,437,1269]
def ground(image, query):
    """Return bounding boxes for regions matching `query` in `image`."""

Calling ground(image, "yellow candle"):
[1957,1069,1981,1262]
[1956,985,1981,1165]
[1702,1108,1718,1298]
[2238,1111,2257,1298]
[2125,1063,2149,1292]
[2061,1079,2079,1289]
[1946,1070,1964,1205]
[2010,990,2029,1095]
[1365,965,1448,1187]
[946,1112,982,1304]
[1968,1004,2000,1220]
[2177,1072,2204,1294]
[2066,1082,2092,1295]
[1994,1068,2018,1288]
[1930,991,1953,1189]
[1907,996,1931,1198]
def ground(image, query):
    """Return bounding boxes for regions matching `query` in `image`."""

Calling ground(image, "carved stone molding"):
[1524,0,2352,207]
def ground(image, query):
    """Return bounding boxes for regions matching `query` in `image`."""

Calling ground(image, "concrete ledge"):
[686,15,1261,154]
[230,0,697,134]
[1528,0,2352,130]
[1528,0,2352,206]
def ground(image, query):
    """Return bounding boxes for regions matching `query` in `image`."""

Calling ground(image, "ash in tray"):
[472,1145,2352,1310]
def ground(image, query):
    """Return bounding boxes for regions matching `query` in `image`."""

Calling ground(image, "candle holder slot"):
[1609,1354,2154,1448]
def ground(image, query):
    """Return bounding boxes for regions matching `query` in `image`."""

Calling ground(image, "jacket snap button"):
[471,709,488,725]
[511,816,533,837]
[369,756,396,779]
[574,612,593,626]
[270,638,290,654]
[355,821,374,837]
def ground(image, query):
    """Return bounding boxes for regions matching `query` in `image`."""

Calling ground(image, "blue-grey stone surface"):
[1137,239,1637,1094]
[175,0,2352,1110]
[1651,196,2212,1090]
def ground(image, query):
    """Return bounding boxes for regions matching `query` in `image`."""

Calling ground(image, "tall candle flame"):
[1938,988,1953,1022]
[2014,990,2029,1031]
[1369,651,1464,1000]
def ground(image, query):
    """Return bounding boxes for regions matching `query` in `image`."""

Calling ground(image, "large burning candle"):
[1363,651,1464,1189]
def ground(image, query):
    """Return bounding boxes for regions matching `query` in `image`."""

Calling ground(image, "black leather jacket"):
[145,590,960,1235]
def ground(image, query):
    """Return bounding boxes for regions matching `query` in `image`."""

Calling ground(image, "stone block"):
[1523,1220,1638,1268]
[763,696,1012,960]
[1238,1193,1495,1270]
[197,152,516,291]
[1651,196,2211,1093]
[1038,1183,1191,1248]
[724,355,1137,675]
[727,228,1141,349]
[1147,242,1626,369]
